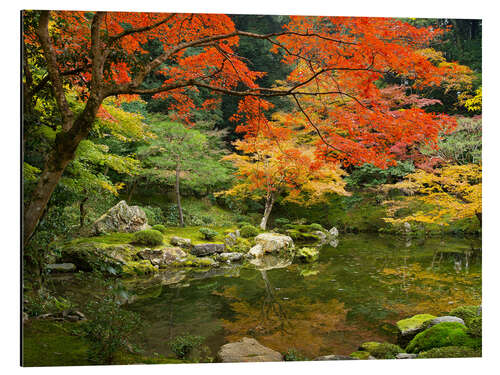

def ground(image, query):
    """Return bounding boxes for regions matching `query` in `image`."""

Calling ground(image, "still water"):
[53,234,482,360]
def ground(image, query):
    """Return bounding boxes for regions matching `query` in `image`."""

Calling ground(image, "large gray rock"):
[247,244,264,258]
[137,247,187,266]
[92,200,149,235]
[191,243,225,256]
[218,337,282,362]
[315,355,358,361]
[170,236,192,249]
[217,252,244,262]
[254,233,294,253]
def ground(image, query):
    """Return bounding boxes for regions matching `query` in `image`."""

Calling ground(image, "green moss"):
[406,322,480,353]
[151,224,167,234]
[296,247,320,263]
[240,225,259,238]
[350,351,372,359]
[359,342,404,359]
[132,229,164,246]
[468,316,482,338]
[67,232,135,246]
[418,346,481,358]
[228,237,252,253]
[286,229,319,242]
[396,314,436,334]
[122,260,158,276]
[449,305,480,326]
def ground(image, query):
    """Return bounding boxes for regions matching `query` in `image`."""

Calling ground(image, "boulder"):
[191,243,225,256]
[396,353,417,359]
[218,337,282,362]
[249,254,293,271]
[46,263,76,273]
[137,247,187,266]
[315,355,357,361]
[92,200,149,234]
[396,314,436,347]
[247,244,264,258]
[224,231,240,247]
[254,233,294,253]
[60,242,136,272]
[170,236,192,249]
[358,341,404,359]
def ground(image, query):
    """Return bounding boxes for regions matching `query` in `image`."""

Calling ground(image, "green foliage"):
[151,224,167,233]
[406,322,479,353]
[228,237,252,253]
[358,342,404,359]
[169,335,204,359]
[121,260,158,276]
[350,351,372,359]
[83,296,143,364]
[199,227,218,240]
[418,346,481,358]
[274,217,290,227]
[283,348,307,361]
[142,206,165,226]
[239,224,259,238]
[237,221,253,228]
[23,290,72,317]
[345,161,415,190]
[449,305,480,326]
[309,223,324,231]
[468,317,482,338]
[132,229,163,246]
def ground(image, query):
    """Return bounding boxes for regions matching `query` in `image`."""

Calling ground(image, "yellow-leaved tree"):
[382,164,482,226]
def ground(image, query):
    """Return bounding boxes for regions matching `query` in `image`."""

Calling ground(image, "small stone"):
[315,355,358,361]
[396,353,417,359]
[46,263,76,273]
[218,337,282,362]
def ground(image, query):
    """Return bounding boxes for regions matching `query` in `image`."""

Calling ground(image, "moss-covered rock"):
[396,314,436,346]
[350,351,373,360]
[227,237,252,253]
[296,247,319,263]
[418,346,481,358]
[406,322,480,353]
[358,342,404,359]
[285,229,320,242]
[449,305,481,326]
[151,224,167,234]
[121,260,158,276]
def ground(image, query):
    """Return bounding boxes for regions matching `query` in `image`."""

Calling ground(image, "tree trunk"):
[259,191,275,230]
[175,161,184,227]
[476,212,482,226]
[23,95,104,247]
[127,178,137,203]
[79,195,89,228]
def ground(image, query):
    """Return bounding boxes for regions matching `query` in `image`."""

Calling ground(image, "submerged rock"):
[255,233,294,253]
[92,200,149,235]
[218,337,282,362]
[248,254,293,271]
[191,243,225,256]
[46,263,76,273]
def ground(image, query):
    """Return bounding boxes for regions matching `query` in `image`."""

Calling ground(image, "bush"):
[449,305,480,326]
[142,206,165,226]
[132,229,163,246]
[406,322,480,353]
[468,316,482,338]
[83,297,143,364]
[309,223,324,231]
[169,335,204,359]
[359,342,404,359]
[24,290,72,317]
[418,346,481,358]
[240,225,259,238]
[274,218,290,227]
[237,221,253,228]
[199,227,218,240]
[151,224,167,234]
[296,247,319,263]
[228,237,252,253]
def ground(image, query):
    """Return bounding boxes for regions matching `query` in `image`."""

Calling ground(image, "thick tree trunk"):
[175,161,184,227]
[23,95,104,246]
[259,192,275,230]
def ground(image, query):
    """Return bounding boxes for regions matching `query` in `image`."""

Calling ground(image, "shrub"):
[274,218,290,227]
[142,206,165,226]
[151,224,167,234]
[24,290,72,317]
[132,229,163,246]
[240,225,259,238]
[296,247,319,263]
[228,237,252,253]
[237,221,253,228]
[449,305,480,326]
[418,346,481,358]
[359,342,404,359]
[309,223,324,231]
[83,297,143,364]
[468,316,482,338]
[169,335,204,359]
[199,227,218,240]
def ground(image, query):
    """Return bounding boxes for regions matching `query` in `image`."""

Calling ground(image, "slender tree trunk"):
[79,195,89,228]
[175,161,184,227]
[127,178,137,203]
[259,191,275,230]
[476,212,482,226]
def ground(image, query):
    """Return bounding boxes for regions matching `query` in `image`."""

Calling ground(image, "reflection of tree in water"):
[430,241,481,275]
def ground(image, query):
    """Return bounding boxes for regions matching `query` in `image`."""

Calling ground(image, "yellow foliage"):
[382,164,481,225]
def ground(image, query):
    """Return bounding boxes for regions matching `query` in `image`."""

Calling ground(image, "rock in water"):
[92,200,149,235]
[218,337,282,362]
[426,316,465,328]
[254,233,294,253]
[315,355,358,361]
[247,244,264,258]
[169,236,192,249]
[396,314,436,347]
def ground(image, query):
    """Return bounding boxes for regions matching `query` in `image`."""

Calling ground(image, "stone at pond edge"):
[46,263,76,273]
[137,247,187,266]
[218,337,282,362]
[329,227,339,237]
[254,233,294,253]
[191,243,225,256]
[247,244,264,258]
[92,200,149,235]
[358,341,404,359]
[396,353,417,359]
[425,316,465,329]
[170,236,192,249]
[350,351,375,360]
[315,355,358,361]
[217,252,244,262]
[396,313,436,347]
[59,243,136,272]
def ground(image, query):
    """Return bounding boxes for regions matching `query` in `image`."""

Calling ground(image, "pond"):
[49,234,482,361]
